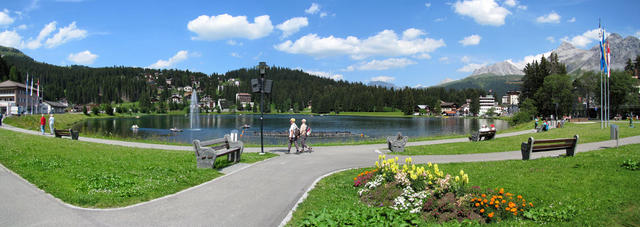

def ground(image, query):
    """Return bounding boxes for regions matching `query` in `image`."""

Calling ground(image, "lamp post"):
[259,62,266,155]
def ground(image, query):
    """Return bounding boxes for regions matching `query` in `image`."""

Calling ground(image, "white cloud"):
[510,51,552,69]
[414,53,431,59]
[16,24,27,30]
[67,50,98,65]
[403,28,425,40]
[560,28,605,48]
[461,56,471,63]
[457,63,486,72]
[45,21,87,48]
[230,52,241,58]
[453,0,511,26]
[636,31,640,38]
[567,17,576,23]
[434,17,446,22]
[305,3,320,14]
[226,40,242,46]
[26,21,56,49]
[459,34,481,46]
[439,56,449,62]
[304,69,343,80]
[0,9,15,26]
[536,11,561,24]
[371,76,395,82]
[546,36,555,43]
[504,0,516,7]
[425,2,432,7]
[148,50,190,69]
[276,17,308,38]
[0,30,22,48]
[187,14,273,41]
[517,5,527,10]
[346,58,416,71]
[320,12,328,18]
[275,28,446,59]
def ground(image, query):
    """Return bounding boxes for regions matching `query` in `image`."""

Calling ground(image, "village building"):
[41,100,67,114]
[235,93,252,108]
[440,101,457,116]
[0,80,40,115]
[479,94,498,116]
[170,94,183,103]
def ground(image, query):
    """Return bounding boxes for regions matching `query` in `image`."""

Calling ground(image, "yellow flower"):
[427,162,432,167]
[459,170,464,176]
[455,176,460,182]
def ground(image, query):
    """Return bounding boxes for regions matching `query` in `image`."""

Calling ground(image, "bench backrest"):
[192,135,231,157]
[529,135,578,152]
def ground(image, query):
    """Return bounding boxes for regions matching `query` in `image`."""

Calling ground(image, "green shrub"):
[621,159,639,170]
[91,106,100,115]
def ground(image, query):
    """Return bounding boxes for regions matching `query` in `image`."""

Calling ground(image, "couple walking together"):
[288,118,312,153]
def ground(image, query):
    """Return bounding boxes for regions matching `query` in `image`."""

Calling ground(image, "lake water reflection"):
[77,114,509,145]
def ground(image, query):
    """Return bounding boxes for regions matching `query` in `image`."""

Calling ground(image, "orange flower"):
[502,200,506,203]
[514,211,518,215]
[495,205,499,208]
[498,196,503,199]
[475,203,480,207]
[488,212,494,218]
[509,202,516,208]
[489,201,494,205]
[522,203,526,207]
[505,207,510,211]
[529,202,534,207]
[517,195,522,199]
[354,177,357,180]
[480,209,485,213]
[481,194,486,198]
[483,199,488,203]
[511,208,517,212]
[499,188,504,194]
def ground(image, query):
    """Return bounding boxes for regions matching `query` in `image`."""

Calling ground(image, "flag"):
[606,39,611,78]
[599,29,606,72]
[30,77,34,96]
[37,79,40,98]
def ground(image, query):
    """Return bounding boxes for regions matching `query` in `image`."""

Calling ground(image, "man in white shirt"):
[49,114,55,135]
[288,118,300,153]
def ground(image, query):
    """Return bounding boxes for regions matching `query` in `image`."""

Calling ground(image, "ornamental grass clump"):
[355,155,533,224]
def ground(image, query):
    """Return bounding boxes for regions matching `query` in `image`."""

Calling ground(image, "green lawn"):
[401,122,640,155]
[288,144,640,226]
[0,128,276,208]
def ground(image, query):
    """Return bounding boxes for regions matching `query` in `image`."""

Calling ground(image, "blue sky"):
[0,0,638,87]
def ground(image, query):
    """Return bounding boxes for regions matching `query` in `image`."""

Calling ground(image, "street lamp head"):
[259,62,267,74]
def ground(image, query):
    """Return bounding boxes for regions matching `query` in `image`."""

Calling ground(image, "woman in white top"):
[288,118,300,153]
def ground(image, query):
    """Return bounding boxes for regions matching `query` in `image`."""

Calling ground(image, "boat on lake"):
[170,127,183,132]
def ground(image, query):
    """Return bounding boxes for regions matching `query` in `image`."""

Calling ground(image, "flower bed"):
[354,155,534,223]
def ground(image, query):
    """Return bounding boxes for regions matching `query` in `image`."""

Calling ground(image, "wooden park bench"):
[520,135,579,160]
[469,130,496,142]
[54,128,80,140]
[387,132,408,152]
[192,135,244,168]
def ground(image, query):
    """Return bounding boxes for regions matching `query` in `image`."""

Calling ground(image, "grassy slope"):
[0,128,275,208]
[402,122,640,155]
[288,144,640,226]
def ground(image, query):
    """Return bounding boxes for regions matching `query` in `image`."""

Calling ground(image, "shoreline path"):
[1,124,638,227]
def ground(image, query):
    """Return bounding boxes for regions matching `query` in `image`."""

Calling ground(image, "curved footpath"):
[1,124,639,227]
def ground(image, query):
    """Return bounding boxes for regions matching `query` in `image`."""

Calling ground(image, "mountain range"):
[438,33,640,96]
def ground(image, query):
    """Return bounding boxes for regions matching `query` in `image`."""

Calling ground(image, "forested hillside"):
[0,46,487,114]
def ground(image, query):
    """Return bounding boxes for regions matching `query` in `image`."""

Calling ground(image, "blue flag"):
[599,29,605,72]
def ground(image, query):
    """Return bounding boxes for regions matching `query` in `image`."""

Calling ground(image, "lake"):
[76,114,509,145]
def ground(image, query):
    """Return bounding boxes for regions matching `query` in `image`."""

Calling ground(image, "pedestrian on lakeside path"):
[534,117,539,129]
[49,114,55,135]
[40,114,46,135]
[288,118,300,153]
[299,119,312,152]
[0,112,3,126]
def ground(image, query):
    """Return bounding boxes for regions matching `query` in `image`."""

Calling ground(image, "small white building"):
[41,101,67,114]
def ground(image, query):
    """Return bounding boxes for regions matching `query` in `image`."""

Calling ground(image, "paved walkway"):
[0,124,637,227]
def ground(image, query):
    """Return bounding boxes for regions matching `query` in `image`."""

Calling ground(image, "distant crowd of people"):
[288,118,312,153]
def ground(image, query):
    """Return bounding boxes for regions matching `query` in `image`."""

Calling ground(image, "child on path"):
[288,118,300,153]
[40,114,46,135]
[49,114,55,135]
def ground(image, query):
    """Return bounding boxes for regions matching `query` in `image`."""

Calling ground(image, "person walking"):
[299,119,312,152]
[287,118,300,153]
[0,111,3,126]
[49,114,55,135]
[40,114,46,135]
[534,117,539,129]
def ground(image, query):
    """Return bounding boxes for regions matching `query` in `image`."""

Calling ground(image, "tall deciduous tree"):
[534,74,574,117]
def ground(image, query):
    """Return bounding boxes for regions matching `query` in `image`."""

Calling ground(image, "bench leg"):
[197,157,215,169]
